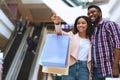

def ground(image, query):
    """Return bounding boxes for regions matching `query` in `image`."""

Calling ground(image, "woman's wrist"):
[55,23,60,25]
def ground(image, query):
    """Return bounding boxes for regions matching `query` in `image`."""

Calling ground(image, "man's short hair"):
[88,5,101,12]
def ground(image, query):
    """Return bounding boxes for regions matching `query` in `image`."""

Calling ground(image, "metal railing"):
[5,27,33,80]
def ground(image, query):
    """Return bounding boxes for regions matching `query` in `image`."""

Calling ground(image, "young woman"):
[51,12,93,80]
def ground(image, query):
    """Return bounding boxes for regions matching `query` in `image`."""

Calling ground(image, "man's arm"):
[112,48,120,77]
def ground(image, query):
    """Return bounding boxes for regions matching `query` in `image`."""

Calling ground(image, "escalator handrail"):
[28,26,47,80]
[5,27,33,80]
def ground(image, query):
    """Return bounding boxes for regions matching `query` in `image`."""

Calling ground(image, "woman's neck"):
[78,32,87,38]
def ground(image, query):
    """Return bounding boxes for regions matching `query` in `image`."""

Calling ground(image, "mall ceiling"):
[0,0,109,23]
[0,0,52,23]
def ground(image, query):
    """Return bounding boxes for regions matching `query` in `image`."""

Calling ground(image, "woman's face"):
[77,18,88,33]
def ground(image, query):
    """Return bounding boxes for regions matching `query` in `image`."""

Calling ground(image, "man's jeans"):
[92,67,112,80]
[61,60,89,80]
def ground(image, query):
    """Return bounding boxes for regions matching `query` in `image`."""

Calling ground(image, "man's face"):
[87,7,101,24]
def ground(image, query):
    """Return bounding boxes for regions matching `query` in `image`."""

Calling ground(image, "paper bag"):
[42,64,69,75]
[40,34,70,68]
[42,40,71,75]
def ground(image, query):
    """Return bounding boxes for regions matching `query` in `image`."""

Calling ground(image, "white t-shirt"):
[78,37,90,61]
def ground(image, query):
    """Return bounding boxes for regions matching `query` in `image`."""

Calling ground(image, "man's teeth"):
[91,17,95,20]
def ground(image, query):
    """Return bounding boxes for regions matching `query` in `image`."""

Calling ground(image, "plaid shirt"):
[91,20,120,78]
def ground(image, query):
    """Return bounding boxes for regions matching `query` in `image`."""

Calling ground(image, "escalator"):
[17,26,42,80]
[17,51,35,80]
[3,32,25,80]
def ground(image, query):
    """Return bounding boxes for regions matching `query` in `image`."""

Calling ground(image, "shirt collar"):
[95,19,103,27]
[99,19,103,25]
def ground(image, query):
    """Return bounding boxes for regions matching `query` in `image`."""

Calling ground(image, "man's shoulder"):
[103,20,116,24]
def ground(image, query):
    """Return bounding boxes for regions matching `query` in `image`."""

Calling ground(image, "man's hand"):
[112,48,120,77]
[112,66,119,77]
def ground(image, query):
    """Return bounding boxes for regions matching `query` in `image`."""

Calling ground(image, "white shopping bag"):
[106,78,120,80]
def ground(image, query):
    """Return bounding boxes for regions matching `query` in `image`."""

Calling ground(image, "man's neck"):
[93,18,102,27]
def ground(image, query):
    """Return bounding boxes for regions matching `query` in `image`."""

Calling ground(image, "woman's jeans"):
[61,60,89,80]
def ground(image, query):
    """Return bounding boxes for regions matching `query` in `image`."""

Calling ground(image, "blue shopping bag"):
[40,34,70,68]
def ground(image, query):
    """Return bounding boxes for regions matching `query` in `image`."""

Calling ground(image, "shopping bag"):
[42,58,69,75]
[106,78,120,80]
[40,34,70,68]
[42,37,71,75]
[0,51,3,64]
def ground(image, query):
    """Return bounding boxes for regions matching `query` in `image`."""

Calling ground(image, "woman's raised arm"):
[51,12,72,36]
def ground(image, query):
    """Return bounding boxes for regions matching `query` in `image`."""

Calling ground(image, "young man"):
[87,5,120,80]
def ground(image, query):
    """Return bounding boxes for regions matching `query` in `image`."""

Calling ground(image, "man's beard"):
[91,16,101,27]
